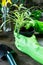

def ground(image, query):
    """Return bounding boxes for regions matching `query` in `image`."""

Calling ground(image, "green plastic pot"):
[14,27,43,64]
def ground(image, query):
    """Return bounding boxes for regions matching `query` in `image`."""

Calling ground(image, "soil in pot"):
[19,26,34,37]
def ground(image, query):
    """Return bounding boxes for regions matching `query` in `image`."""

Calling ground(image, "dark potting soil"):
[19,27,34,37]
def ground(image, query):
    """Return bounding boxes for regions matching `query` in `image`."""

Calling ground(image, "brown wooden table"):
[0,33,42,65]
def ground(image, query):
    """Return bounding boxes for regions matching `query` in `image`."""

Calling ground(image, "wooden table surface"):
[0,33,42,65]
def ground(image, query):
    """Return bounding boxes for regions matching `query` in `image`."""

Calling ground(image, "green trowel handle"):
[7,51,17,65]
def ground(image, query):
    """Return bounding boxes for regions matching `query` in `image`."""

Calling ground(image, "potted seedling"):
[13,4,34,34]
[12,4,43,65]
[4,4,43,64]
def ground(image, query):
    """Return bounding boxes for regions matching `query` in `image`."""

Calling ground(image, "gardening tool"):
[1,0,12,32]
[0,0,19,32]
[0,44,17,65]
[14,26,43,64]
